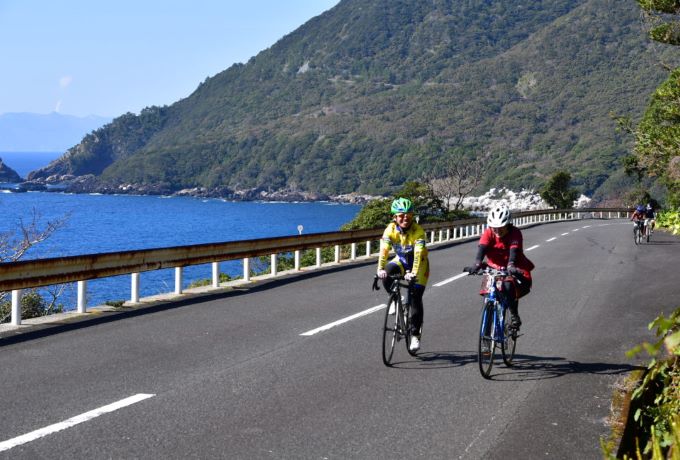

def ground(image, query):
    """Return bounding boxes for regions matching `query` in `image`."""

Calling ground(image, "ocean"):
[1,187,361,310]
[0,151,62,179]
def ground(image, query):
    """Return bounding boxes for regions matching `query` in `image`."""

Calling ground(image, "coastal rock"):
[0,157,23,183]
[462,188,550,211]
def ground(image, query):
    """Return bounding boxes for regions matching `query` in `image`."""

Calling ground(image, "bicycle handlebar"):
[463,265,510,277]
[372,274,414,291]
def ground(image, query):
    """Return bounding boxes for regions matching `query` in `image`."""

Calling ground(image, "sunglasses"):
[395,213,412,220]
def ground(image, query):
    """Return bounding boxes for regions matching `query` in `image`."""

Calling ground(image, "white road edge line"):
[433,272,468,287]
[300,305,386,336]
[526,245,540,251]
[0,393,155,453]
[546,237,557,242]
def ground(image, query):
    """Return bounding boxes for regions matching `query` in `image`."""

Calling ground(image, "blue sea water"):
[1,191,360,309]
[0,151,62,178]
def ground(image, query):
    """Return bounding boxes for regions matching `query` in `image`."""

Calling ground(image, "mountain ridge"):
[27,0,678,200]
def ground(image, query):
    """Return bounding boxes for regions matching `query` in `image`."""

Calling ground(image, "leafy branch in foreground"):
[621,308,680,458]
[0,209,69,323]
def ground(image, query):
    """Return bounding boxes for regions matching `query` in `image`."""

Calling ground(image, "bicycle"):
[372,275,418,366]
[633,220,645,245]
[464,266,519,379]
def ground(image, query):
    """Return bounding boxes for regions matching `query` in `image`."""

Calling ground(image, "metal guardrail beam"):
[0,207,629,292]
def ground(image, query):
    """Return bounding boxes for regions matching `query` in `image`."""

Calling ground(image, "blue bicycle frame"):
[474,266,518,378]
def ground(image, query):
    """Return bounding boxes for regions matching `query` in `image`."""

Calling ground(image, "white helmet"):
[487,205,511,228]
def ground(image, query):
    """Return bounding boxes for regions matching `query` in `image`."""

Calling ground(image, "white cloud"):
[55,100,62,112]
[59,76,73,88]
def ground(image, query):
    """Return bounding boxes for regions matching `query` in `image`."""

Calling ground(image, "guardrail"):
[1,207,629,325]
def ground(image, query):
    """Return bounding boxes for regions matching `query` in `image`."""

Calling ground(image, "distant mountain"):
[0,112,111,152]
[27,0,680,199]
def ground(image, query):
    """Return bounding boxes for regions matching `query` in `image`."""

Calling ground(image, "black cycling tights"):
[502,272,532,315]
[382,263,425,335]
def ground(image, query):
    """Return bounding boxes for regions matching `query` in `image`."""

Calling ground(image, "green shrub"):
[657,210,680,235]
[618,308,680,458]
[0,290,64,323]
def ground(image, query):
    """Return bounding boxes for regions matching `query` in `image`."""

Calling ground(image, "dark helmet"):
[391,197,414,214]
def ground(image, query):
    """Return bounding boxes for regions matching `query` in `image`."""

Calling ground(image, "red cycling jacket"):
[479,226,535,278]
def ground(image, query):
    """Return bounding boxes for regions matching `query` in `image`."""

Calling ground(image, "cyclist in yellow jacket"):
[377,197,430,352]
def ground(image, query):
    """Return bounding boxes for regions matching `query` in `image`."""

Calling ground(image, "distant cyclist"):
[465,205,534,331]
[376,197,430,352]
[631,205,646,234]
[645,203,656,234]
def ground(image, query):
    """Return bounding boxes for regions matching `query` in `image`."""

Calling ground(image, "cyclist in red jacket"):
[466,205,534,331]
[631,205,646,235]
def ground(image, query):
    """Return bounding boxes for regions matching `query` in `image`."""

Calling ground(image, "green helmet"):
[391,197,414,214]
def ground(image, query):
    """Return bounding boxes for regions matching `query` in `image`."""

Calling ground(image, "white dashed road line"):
[433,272,469,287]
[0,394,155,453]
[300,305,386,336]
[561,232,569,236]
[526,245,540,251]
[546,237,557,242]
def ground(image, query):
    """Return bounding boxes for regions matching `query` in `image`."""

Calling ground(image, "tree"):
[395,181,449,222]
[540,171,579,209]
[637,0,680,46]
[0,210,68,323]
[631,0,680,207]
[341,198,392,230]
[341,180,469,231]
[426,149,484,211]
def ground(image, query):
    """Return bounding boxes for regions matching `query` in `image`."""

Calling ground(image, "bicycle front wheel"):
[633,226,639,245]
[501,306,517,366]
[478,301,495,379]
[382,294,400,366]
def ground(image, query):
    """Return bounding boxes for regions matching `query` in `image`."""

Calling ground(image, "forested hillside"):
[28,0,680,198]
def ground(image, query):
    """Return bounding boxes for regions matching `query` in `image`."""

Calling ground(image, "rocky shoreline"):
[4,174,378,204]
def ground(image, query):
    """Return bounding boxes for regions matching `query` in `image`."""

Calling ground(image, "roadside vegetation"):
[0,210,68,324]
[603,306,680,459]
[599,1,680,455]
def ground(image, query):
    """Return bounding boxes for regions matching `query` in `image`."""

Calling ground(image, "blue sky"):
[0,0,340,118]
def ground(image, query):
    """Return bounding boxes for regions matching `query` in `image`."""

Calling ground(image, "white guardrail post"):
[243,257,250,282]
[77,280,87,313]
[212,262,220,287]
[175,267,183,295]
[11,289,22,325]
[271,254,277,276]
[131,273,140,303]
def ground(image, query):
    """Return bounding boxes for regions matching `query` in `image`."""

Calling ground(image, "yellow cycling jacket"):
[378,222,429,286]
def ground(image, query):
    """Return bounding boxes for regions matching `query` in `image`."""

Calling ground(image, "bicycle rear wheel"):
[501,306,517,366]
[646,225,650,243]
[478,301,495,379]
[633,226,639,245]
[382,294,400,366]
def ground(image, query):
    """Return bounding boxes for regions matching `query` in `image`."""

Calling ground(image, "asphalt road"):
[1,219,678,459]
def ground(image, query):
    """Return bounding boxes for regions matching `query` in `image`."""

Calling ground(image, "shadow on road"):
[487,354,643,381]
[387,350,478,369]
[638,240,680,245]
[383,351,643,380]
